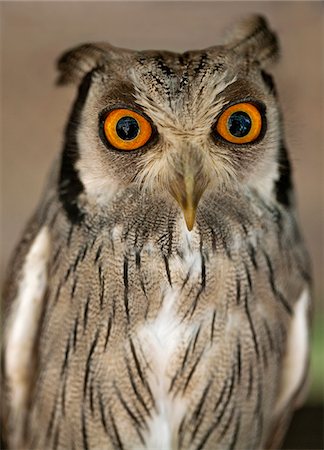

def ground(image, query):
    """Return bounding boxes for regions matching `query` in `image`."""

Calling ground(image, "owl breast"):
[25,190,307,450]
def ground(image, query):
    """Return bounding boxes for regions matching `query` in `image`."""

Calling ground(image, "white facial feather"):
[77,122,121,205]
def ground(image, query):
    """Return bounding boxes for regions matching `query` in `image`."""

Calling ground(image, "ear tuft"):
[224,15,279,68]
[56,43,113,86]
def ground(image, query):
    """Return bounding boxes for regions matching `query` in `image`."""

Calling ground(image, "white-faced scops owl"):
[1,15,312,450]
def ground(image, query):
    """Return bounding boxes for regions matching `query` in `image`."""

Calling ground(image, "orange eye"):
[103,109,152,150]
[215,102,263,144]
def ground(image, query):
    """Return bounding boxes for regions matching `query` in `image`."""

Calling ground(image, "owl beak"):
[170,174,197,231]
[183,204,196,232]
[168,152,208,231]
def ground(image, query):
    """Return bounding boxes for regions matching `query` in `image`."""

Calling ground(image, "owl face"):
[58,16,282,229]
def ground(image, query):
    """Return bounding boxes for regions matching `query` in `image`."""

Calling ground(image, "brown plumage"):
[2,15,311,450]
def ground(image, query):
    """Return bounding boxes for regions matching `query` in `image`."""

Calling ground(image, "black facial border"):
[98,104,158,153]
[212,99,267,147]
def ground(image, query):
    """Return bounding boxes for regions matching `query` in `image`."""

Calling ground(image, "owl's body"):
[2,16,311,450]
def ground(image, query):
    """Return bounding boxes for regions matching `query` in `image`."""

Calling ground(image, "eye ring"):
[102,108,153,151]
[215,102,263,144]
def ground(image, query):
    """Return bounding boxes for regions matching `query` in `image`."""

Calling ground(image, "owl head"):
[57,15,290,230]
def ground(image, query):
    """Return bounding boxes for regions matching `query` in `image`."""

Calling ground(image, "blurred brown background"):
[1,2,323,446]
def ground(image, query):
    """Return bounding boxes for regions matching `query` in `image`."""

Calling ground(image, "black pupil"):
[116,116,139,140]
[227,111,252,138]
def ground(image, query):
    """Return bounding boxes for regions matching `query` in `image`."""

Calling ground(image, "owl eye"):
[215,102,263,144]
[103,108,152,150]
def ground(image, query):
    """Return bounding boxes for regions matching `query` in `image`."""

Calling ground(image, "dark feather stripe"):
[89,380,95,415]
[129,338,145,385]
[52,245,62,268]
[61,369,69,416]
[248,243,258,269]
[104,317,113,350]
[169,367,181,394]
[208,225,217,252]
[163,254,172,286]
[178,416,187,449]
[181,340,192,372]
[71,276,78,298]
[218,405,235,440]
[114,386,146,443]
[132,249,146,302]
[72,315,79,351]
[108,407,125,450]
[67,224,74,247]
[182,350,204,393]
[191,411,205,442]
[190,380,212,435]
[80,244,88,262]
[98,387,109,435]
[81,406,89,450]
[213,378,228,413]
[61,334,72,376]
[125,357,152,417]
[210,310,216,343]
[98,264,105,309]
[236,277,241,305]
[129,339,156,408]
[135,249,141,268]
[261,70,277,96]
[244,293,260,359]
[123,257,130,321]
[229,413,241,450]
[64,265,72,283]
[169,339,193,393]
[247,363,254,399]
[214,367,235,422]
[275,143,293,206]
[196,421,217,450]
[262,250,292,314]
[83,329,100,398]
[181,269,192,291]
[184,254,206,319]
[194,52,208,76]
[115,384,144,429]
[94,244,103,263]
[192,325,201,353]
[72,245,87,272]
[83,294,91,332]
[59,70,96,223]
[243,261,252,291]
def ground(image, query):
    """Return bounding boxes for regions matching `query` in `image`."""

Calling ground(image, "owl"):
[1,15,312,450]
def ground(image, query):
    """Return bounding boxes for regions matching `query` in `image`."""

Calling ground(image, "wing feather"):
[2,226,51,448]
[266,288,311,449]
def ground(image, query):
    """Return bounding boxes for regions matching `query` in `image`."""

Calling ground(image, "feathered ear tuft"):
[224,15,280,68]
[56,43,115,86]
